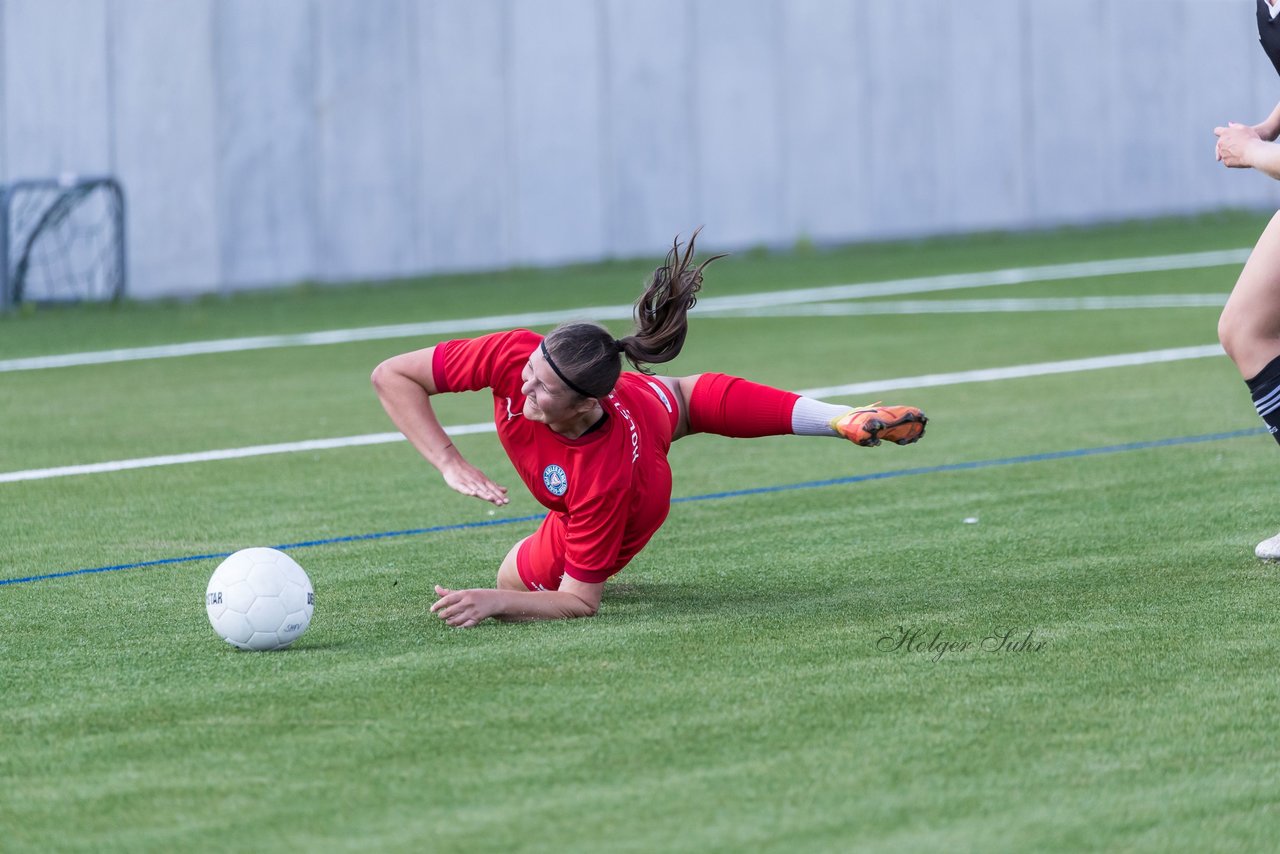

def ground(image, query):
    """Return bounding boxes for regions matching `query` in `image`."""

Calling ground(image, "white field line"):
[0,343,1226,484]
[797,344,1223,399]
[0,423,496,484]
[0,248,1248,373]
[702,294,1227,318]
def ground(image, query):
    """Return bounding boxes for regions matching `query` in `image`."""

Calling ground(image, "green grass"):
[2,212,1279,852]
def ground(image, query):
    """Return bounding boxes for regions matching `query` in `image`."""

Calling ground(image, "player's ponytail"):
[543,228,725,399]
[617,227,725,373]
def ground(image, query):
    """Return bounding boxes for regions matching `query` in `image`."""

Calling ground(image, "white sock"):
[790,397,852,437]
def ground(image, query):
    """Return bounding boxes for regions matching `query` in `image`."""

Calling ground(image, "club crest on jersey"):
[542,464,568,496]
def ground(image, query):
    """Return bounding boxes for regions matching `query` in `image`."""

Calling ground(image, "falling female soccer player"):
[371,229,927,626]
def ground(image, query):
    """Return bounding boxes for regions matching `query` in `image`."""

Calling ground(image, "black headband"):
[540,340,594,399]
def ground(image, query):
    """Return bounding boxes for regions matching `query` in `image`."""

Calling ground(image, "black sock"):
[1246,354,1280,446]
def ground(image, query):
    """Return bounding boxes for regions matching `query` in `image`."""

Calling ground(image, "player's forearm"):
[371,368,459,469]
[493,589,599,622]
[1246,139,1280,181]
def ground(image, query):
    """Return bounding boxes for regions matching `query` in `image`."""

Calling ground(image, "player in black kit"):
[1212,1,1280,559]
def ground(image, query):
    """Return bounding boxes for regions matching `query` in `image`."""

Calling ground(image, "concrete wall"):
[0,0,1275,298]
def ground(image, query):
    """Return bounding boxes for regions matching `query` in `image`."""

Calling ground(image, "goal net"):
[0,175,126,309]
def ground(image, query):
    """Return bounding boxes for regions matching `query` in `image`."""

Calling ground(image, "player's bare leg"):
[1218,211,1280,559]
[496,539,527,590]
[1220,210,1280,379]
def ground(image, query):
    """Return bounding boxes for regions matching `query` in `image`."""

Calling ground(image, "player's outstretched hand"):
[440,458,509,506]
[431,585,502,628]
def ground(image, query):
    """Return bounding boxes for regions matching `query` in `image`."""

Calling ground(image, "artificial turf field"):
[3,213,1280,852]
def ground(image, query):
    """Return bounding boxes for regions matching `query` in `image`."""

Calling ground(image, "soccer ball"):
[205,548,314,651]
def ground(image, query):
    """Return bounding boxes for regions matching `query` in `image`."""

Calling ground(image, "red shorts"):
[515,513,574,591]
[516,378,679,591]
[516,500,671,591]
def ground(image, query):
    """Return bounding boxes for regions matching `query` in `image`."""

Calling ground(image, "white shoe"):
[1256,532,1280,560]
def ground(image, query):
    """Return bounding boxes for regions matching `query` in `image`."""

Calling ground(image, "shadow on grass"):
[213,640,352,654]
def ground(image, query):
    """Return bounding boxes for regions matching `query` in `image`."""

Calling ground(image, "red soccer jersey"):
[431,329,676,583]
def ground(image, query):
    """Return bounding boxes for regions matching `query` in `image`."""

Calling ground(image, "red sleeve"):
[431,329,541,394]
[562,492,628,584]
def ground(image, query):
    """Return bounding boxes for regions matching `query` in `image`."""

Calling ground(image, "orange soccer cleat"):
[830,403,928,447]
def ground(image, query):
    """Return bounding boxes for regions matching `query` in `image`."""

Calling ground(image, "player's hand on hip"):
[1215,122,1262,167]
[440,458,509,506]
[431,585,501,628]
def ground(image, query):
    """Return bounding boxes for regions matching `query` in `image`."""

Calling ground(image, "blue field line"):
[670,426,1267,503]
[2,426,1265,588]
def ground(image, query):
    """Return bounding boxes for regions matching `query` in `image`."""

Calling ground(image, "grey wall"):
[1,0,1276,298]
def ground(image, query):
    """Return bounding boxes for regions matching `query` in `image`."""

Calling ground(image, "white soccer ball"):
[206,547,314,651]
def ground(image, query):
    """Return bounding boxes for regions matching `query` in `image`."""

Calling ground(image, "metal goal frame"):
[0,175,127,310]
